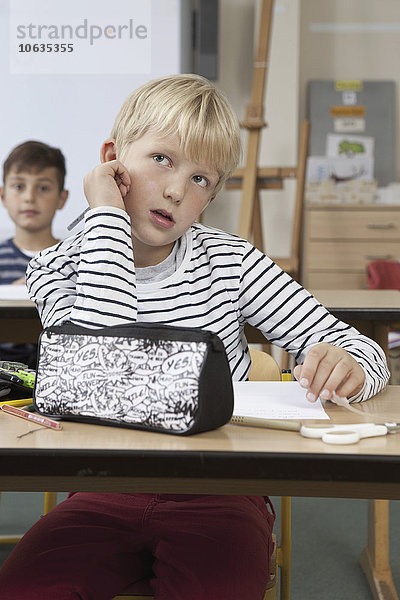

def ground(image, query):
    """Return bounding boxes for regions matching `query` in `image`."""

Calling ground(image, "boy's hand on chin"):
[83,160,131,211]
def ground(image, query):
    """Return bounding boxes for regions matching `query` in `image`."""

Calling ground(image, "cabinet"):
[302,204,400,289]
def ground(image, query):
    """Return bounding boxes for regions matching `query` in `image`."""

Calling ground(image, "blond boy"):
[0,75,388,599]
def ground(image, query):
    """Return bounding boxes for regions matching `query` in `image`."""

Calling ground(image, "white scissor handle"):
[300,423,387,444]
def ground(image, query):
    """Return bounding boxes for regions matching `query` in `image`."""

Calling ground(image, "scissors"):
[300,422,389,445]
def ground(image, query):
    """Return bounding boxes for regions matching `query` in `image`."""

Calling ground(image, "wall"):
[299,0,400,181]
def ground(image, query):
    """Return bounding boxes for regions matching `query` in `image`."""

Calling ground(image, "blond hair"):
[110,74,241,193]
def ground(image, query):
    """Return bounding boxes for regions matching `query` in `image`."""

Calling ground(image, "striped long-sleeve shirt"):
[26,206,389,402]
[0,238,31,283]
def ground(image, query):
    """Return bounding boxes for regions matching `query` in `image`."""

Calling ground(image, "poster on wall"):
[307,80,395,187]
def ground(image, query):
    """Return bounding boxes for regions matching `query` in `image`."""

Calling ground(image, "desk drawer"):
[307,210,400,240]
[306,241,399,270]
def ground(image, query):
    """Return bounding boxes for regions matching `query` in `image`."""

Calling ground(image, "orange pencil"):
[1,404,62,430]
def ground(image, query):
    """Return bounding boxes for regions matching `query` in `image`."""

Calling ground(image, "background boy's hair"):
[3,140,66,191]
[111,74,241,193]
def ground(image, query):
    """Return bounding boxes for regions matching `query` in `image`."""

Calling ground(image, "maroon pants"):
[0,493,275,600]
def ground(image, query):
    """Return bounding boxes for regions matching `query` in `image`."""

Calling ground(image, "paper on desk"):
[0,284,30,300]
[233,381,329,420]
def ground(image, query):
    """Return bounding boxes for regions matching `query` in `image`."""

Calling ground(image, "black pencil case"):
[33,322,234,435]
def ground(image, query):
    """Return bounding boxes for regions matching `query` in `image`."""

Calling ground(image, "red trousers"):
[0,493,275,600]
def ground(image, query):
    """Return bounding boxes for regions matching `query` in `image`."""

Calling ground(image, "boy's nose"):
[23,186,35,202]
[163,179,186,204]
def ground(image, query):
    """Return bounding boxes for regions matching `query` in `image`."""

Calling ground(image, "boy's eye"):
[153,155,170,167]
[193,175,208,188]
[12,184,24,191]
[38,186,50,193]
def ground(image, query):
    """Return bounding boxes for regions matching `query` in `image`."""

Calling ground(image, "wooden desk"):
[3,290,399,351]
[1,295,399,599]
[0,299,41,343]
[1,387,399,599]
[0,387,399,498]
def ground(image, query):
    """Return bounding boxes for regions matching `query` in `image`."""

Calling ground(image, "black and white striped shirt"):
[0,238,30,284]
[26,207,389,401]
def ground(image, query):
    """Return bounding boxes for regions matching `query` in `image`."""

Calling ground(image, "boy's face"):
[106,130,219,266]
[0,167,67,234]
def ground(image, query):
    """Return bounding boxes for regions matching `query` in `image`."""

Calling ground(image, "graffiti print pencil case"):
[33,322,234,435]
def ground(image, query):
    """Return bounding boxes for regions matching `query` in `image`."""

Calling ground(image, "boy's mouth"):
[152,209,174,221]
[150,209,175,229]
[21,210,39,217]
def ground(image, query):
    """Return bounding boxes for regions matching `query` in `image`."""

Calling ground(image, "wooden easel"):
[233,0,274,242]
[226,0,309,284]
[227,0,309,369]
[227,123,309,282]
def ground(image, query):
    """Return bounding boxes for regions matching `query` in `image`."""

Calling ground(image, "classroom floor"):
[0,493,399,599]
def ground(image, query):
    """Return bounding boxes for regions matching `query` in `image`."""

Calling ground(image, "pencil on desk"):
[230,415,301,431]
[1,404,62,430]
[0,397,33,408]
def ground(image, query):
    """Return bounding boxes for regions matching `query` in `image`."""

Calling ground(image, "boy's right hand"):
[83,160,131,212]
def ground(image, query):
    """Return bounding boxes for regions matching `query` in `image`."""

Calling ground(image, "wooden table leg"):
[349,324,397,598]
[360,499,399,600]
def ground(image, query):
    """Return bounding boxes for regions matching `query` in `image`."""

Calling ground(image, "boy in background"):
[0,75,389,599]
[0,140,68,364]
[0,140,68,283]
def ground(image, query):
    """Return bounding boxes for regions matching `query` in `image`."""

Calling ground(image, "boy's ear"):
[0,187,4,204]
[57,189,69,210]
[101,139,117,163]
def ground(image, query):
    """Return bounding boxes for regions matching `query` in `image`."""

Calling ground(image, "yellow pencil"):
[230,415,301,431]
[0,397,33,408]
[281,369,292,382]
